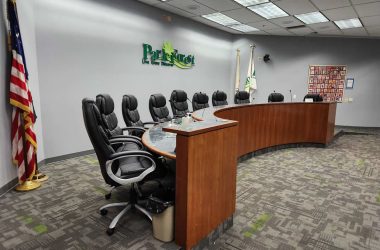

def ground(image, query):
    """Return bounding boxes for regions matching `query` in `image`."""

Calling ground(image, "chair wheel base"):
[100,209,108,216]
[106,228,114,235]
[105,193,111,200]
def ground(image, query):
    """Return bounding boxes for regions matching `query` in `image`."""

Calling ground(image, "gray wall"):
[232,36,380,127]
[0,0,16,188]
[33,0,233,159]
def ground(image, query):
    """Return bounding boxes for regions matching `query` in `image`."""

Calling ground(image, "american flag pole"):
[7,0,44,190]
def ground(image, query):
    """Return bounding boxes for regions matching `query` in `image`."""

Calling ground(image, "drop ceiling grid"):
[137,0,380,38]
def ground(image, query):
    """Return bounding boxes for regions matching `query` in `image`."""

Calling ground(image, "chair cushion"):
[212,91,228,106]
[96,94,122,137]
[122,95,144,127]
[235,91,250,104]
[96,94,114,115]
[268,93,284,102]
[192,92,209,111]
[149,94,172,122]
[170,90,189,117]
[116,143,152,178]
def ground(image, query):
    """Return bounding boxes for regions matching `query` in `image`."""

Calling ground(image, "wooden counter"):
[193,102,337,157]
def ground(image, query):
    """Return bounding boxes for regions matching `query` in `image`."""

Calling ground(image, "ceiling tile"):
[222,8,265,23]
[342,27,368,36]
[366,25,380,33]
[288,26,314,35]
[155,3,196,17]
[194,0,241,11]
[308,21,339,31]
[361,15,380,26]
[265,28,294,35]
[310,0,351,11]
[246,30,270,35]
[351,0,380,4]
[322,6,358,21]
[316,29,344,35]
[138,0,161,5]
[247,20,280,30]
[275,0,317,15]
[167,0,216,15]
[355,2,380,17]
[269,16,304,27]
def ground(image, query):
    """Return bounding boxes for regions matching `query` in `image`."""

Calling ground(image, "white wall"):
[232,36,380,127]
[33,0,233,159]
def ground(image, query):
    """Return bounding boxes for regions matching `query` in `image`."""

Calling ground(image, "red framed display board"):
[307,65,346,102]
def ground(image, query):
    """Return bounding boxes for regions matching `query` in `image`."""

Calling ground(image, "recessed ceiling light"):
[295,12,329,24]
[248,2,288,19]
[229,24,260,32]
[233,0,269,7]
[334,18,363,29]
[202,13,240,26]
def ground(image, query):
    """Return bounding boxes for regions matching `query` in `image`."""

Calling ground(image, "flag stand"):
[32,170,48,182]
[14,112,41,192]
[15,179,41,191]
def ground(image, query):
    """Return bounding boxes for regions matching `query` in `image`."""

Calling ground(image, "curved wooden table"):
[142,102,337,250]
[193,102,337,158]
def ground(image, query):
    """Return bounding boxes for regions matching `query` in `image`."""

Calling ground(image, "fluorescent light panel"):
[233,0,268,7]
[334,18,362,29]
[295,12,328,24]
[229,24,259,32]
[248,2,288,19]
[202,12,240,26]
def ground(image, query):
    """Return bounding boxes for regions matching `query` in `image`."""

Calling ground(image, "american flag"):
[7,0,37,182]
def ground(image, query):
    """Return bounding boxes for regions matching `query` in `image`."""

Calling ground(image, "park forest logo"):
[142,42,195,69]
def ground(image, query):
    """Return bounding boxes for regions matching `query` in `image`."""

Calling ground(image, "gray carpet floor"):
[0,127,379,250]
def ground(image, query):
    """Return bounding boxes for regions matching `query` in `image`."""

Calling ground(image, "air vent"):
[287,25,306,30]
[187,5,199,10]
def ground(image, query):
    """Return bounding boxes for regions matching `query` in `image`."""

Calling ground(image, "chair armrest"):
[122,127,146,133]
[109,150,154,160]
[143,121,159,126]
[105,150,156,185]
[110,134,142,142]
[109,137,143,149]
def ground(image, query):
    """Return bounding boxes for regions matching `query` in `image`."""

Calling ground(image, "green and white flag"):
[244,45,257,93]
[234,49,241,91]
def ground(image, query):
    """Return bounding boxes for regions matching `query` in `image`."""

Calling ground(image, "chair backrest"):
[82,98,118,186]
[303,93,323,102]
[268,93,284,102]
[234,91,250,104]
[96,94,122,137]
[122,95,144,127]
[192,92,209,111]
[169,90,189,118]
[149,94,172,122]
[212,90,228,106]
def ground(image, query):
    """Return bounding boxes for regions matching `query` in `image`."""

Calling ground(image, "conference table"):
[142,102,337,250]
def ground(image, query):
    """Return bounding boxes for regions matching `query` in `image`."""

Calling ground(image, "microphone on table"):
[289,89,292,102]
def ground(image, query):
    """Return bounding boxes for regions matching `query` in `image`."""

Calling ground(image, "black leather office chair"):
[303,93,323,102]
[82,98,156,235]
[122,94,157,137]
[149,94,172,122]
[169,90,190,118]
[268,92,284,102]
[96,94,144,139]
[234,90,250,104]
[192,92,209,111]
[212,90,228,106]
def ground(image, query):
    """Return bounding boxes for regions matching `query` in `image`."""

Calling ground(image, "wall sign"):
[307,65,346,102]
[142,42,195,69]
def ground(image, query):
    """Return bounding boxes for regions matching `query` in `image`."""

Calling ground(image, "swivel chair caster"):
[100,209,108,216]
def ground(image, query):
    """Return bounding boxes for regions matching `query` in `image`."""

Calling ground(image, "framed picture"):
[346,78,354,89]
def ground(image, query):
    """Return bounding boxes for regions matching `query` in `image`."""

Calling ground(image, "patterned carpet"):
[0,128,379,250]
